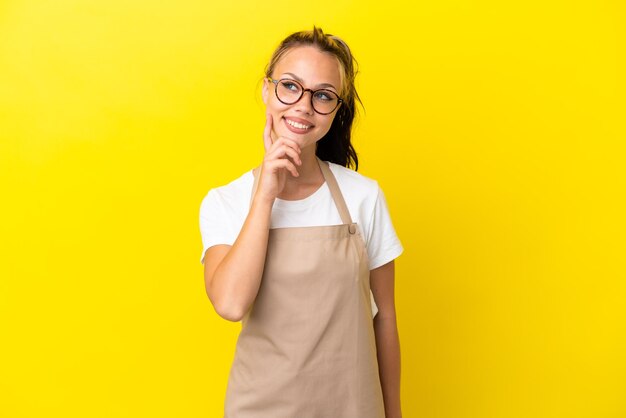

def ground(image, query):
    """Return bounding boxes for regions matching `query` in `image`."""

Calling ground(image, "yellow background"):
[1,0,625,417]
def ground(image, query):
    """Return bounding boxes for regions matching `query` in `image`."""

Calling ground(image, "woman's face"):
[263,45,342,151]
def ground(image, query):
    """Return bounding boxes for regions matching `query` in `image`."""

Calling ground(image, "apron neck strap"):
[249,157,354,225]
[316,157,353,225]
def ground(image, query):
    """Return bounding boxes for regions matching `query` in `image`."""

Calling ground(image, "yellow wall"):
[1,1,625,417]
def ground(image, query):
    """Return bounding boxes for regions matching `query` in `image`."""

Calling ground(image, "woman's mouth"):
[283,117,313,134]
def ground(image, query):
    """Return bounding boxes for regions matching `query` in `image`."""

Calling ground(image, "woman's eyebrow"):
[282,72,338,91]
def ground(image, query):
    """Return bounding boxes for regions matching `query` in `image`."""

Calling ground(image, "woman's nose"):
[293,90,315,114]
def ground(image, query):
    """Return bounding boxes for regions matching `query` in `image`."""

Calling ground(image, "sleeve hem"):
[200,240,235,264]
[368,244,404,270]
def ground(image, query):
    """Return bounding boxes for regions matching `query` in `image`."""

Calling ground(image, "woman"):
[199,27,404,418]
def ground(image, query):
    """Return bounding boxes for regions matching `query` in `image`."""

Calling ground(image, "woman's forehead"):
[274,46,342,88]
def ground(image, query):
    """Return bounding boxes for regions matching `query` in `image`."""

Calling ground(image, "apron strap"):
[249,157,354,225]
[316,157,353,225]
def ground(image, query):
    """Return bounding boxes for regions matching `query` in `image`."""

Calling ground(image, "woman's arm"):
[371,260,402,418]
[203,113,302,322]
[203,194,274,322]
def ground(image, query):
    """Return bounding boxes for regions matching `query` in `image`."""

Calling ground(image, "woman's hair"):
[264,26,362,171]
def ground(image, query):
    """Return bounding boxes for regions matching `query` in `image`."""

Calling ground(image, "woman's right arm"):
[203,113,301,322]
[202,195,273,322]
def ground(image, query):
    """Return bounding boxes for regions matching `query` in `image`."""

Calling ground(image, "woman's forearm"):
[374,315,402,418]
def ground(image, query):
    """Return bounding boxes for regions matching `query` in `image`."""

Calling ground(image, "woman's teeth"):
[286,119,311,130]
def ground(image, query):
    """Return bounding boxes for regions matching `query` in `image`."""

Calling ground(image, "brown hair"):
[264,26,362,170]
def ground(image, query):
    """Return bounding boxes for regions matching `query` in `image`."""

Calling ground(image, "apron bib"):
[224,157,385,418]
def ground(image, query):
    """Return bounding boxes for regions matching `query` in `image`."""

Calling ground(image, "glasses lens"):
[276,80,303,104]
[312,90,339,114]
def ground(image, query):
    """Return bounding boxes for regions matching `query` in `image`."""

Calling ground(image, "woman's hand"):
[254,112,302,203]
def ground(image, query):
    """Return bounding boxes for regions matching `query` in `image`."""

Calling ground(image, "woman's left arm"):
[371,260,402,418]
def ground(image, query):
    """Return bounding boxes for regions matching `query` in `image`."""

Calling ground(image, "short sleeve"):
[199,189,238,264]
[365,184,404,270]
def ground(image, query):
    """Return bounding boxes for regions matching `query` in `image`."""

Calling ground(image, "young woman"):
[199,27,404,418]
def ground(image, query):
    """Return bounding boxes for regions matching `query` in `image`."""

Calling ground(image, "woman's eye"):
[314,91,334,102]
[282,82,299,91]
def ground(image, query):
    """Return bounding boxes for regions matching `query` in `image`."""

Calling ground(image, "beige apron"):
[224,157,385,418]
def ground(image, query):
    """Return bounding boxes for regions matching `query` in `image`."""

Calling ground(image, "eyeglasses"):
[267,77,343,115]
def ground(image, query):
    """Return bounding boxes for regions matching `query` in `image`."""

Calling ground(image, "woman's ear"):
[262,78,269,105]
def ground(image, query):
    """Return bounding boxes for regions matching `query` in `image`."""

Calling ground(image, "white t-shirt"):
[198,161,404,318]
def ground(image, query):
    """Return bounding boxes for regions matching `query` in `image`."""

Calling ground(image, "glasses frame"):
[267,77,343,115]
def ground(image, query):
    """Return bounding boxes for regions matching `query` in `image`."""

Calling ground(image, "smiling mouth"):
[285,118,312,130]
